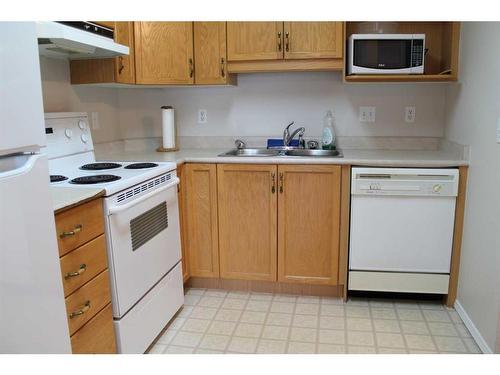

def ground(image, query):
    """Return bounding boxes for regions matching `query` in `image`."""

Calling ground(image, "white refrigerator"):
[0,22,71,353]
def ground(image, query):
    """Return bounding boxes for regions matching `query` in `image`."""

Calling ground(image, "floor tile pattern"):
[148,288,481,354]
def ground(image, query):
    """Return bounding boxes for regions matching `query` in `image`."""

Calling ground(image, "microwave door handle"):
[108,177,180,215]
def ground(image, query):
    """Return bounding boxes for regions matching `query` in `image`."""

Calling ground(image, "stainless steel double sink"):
[218,148,342,158]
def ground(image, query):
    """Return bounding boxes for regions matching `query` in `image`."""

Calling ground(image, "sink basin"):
[219,148,342,158]
[285,149,341,157]
[219,148,281,157]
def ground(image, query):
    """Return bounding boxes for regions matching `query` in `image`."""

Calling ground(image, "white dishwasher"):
[348,167,459,294]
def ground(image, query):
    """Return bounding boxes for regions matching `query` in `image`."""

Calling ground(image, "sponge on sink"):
[267,139,299,148]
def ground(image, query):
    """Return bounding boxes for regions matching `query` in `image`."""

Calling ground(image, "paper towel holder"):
[156,105,179,152]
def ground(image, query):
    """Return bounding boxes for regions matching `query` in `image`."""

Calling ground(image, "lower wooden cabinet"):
[183,163,342,286]
[217,164,277,281]
[184,164,220,278]
[277,165,341,285]
[54,198,117,354]
[177,164,190,282]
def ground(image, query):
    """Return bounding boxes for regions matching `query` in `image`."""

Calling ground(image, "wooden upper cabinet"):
[283,22,343,59]
[113,22,135,83]
[278,165,341,285]
[227,22,283,61]
[184,164,219,278]
[217,164,277,281]
[134,22,194,84]
[194,22,232,85]
[70,21,135,84]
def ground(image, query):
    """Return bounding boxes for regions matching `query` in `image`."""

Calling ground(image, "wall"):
[117,72,447,140]
[39,57,121,143]
[444,22,500,353]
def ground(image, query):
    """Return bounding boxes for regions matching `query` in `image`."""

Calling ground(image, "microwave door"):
[353,39,413,74]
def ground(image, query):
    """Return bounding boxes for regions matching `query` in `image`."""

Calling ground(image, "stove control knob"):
[81,134,88,143]
[78,120,87,131]
[64,128,73,139]
[433,184,443,193]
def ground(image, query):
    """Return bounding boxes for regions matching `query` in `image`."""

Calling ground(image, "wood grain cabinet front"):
[184,164,220,278]
[70,21,135,84]
[134,22,194,84]
[217,164,278,281]
[55,198,116,354]
[277,165,342,285]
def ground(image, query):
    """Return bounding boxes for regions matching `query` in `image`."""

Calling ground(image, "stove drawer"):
[55,199,104,257]
[65,269,111,335]
[59,235,108,297]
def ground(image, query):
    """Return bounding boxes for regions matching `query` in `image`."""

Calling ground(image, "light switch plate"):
[359,106,376,123]
[405,106,416,123]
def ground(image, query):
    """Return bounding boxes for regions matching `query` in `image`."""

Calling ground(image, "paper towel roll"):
[161,106,176,149]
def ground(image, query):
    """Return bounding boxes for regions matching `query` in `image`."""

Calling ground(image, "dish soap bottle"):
[322,110,336,150]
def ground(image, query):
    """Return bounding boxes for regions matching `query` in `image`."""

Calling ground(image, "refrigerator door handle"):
[0,153,40,179]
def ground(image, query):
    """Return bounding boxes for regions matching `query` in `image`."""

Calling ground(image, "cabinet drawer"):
[71,303,116,354]
[60,235,108,297]
[55,199,104,257]
[65,270,111,335]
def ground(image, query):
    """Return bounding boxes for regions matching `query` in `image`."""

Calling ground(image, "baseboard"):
[454,299,493,354]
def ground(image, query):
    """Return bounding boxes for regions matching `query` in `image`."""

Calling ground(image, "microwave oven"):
[348,34,425,75]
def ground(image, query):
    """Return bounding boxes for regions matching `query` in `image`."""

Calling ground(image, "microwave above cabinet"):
[348,34,425,75]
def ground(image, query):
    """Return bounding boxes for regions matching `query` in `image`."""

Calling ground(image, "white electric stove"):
[45,112,184,354]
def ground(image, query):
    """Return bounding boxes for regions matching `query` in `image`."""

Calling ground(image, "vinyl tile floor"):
[147,288,481,354]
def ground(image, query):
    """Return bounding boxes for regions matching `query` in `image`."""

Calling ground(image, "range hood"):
[36,21,129,60]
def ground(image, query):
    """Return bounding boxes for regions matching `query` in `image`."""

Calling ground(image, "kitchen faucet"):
[283,122,306,148]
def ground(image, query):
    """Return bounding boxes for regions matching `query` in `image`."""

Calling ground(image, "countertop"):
[51,186,105,214]
[95,148,469,168]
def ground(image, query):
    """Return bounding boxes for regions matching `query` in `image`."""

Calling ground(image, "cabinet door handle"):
[65,264,87,279]
[285,32,290,52]
[118,56,125,74]
[279,172,284,193]
[221,57,225,78]
[189,58,194,78]
[277,31,282,52]
[60,224,83,238]
[69,300,91,319]
[271,173,276,194]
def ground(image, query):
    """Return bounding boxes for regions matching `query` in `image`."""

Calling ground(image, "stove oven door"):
[105,180,181,318]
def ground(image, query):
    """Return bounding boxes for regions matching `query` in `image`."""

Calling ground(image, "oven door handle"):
[108,177,180,215]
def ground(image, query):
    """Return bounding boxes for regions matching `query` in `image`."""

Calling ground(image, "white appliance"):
[348,167,459,294]
[45,113,184,354]
[36,21,129,59]
[0,22,71,353]
[348,34,425,75]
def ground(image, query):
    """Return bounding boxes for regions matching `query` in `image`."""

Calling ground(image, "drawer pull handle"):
[65,264,87,279]
[279,172,284,193]
[271,172,276,194]
[69,300,91,319]
[60,224,83,238]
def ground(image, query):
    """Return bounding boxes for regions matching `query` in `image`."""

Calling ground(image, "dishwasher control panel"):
[352,168,459,197]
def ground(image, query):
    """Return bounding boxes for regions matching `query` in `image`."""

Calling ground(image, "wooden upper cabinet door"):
[227,22,283,61]
[283,22,343,59]
[184,164,219,278]
[114,22,135,84]
[194,22,228,84]
[278,165,341,285]
[217,164,278,281]
[134,22,194,84]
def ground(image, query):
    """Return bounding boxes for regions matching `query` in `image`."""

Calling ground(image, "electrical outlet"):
[405,106,416,123]
[91,112,100,130]
[496,118,500,144]
[359,106,376,123]
[198,109,208,124]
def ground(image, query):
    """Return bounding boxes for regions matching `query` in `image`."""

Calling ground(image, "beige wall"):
[116,72,447,140]
[444,22,500,353]
[39,57,121,143]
